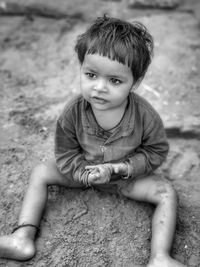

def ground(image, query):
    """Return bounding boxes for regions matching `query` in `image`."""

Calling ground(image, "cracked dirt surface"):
[0,0,200,266]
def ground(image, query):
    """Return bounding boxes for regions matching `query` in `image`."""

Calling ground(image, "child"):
[0,15,185,266]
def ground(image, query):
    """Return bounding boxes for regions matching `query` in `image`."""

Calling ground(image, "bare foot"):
[0,233,35,261]
[147,253,186,267]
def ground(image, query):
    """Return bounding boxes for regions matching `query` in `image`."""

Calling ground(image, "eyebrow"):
[83,66,97,73]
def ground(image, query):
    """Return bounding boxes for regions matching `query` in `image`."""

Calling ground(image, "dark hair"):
[74,15,154,83]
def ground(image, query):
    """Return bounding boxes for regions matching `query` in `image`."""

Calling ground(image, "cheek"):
[81,81,89,92]
[114,85,131,99]
[81,74,90,86]
[80,78,91,95]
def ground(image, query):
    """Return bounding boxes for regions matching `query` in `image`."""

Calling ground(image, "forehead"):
[82,53,132,77]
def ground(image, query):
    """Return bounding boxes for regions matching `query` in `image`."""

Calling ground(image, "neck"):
[92,100,127,131]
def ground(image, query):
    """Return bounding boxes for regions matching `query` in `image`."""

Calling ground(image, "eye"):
[85,72,97,79]
[110,78,122,85]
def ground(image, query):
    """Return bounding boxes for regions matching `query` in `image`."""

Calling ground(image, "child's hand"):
[111,162,128,176]
[85,164,113,185]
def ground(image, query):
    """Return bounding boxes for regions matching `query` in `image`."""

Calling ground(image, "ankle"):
[150,251,169,260]
[12,224,39,239]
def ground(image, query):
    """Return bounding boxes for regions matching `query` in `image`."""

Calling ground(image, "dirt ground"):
[0,0,200,266]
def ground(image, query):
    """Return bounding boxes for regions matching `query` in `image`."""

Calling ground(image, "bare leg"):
[120,175,186,267]
[0,160,83,261]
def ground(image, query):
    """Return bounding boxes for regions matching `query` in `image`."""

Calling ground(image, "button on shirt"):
[54,92,169,183]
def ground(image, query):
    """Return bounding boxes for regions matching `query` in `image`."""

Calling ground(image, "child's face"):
[80,53,134,112]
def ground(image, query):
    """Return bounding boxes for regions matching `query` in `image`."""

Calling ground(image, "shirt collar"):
[82,93,136,141]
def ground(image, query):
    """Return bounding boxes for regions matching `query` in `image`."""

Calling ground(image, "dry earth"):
[0,0,200,266]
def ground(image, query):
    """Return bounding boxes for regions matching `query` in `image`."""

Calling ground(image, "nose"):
[94,79,107,93]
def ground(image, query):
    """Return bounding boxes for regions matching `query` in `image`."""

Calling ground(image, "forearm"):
[111,149,167,180]
[124,147,168,179]
[93,159,145,181]
[55,154,90,183]
[127,152,147,178]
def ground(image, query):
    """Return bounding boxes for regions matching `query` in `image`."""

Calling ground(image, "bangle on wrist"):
[79,170,91,187]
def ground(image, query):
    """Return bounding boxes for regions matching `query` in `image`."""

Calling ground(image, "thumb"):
[113,165,120,173]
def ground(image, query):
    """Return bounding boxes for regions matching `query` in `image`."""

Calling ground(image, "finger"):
[87,166,105,176]
[88,172,101,180]
[88,176,102,185]
[88,169,99,175]
[113,166,119,173]
[85,165,99,170]
[96,166,105,174]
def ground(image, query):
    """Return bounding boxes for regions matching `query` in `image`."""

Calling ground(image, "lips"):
[91,96,107,104]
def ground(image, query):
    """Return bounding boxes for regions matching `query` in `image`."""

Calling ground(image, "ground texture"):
[0,0,200,266]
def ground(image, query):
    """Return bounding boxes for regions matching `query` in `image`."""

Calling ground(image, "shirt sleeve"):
[54,111,89,184]
[127,114,169,178]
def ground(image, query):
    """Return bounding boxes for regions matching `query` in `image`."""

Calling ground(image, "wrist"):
[122,162,132,180]
[104,163,113,176]
[79,169,92,187]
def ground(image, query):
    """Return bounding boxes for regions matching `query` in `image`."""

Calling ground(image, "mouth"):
[91,96,108,104]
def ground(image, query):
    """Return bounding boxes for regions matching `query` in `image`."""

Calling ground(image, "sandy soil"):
[0,0,200,266]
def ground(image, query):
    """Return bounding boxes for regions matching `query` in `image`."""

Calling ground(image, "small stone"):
[87,230,94,235]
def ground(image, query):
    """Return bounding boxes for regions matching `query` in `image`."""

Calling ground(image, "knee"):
[29,162,51,186]
[154,180,177,204]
